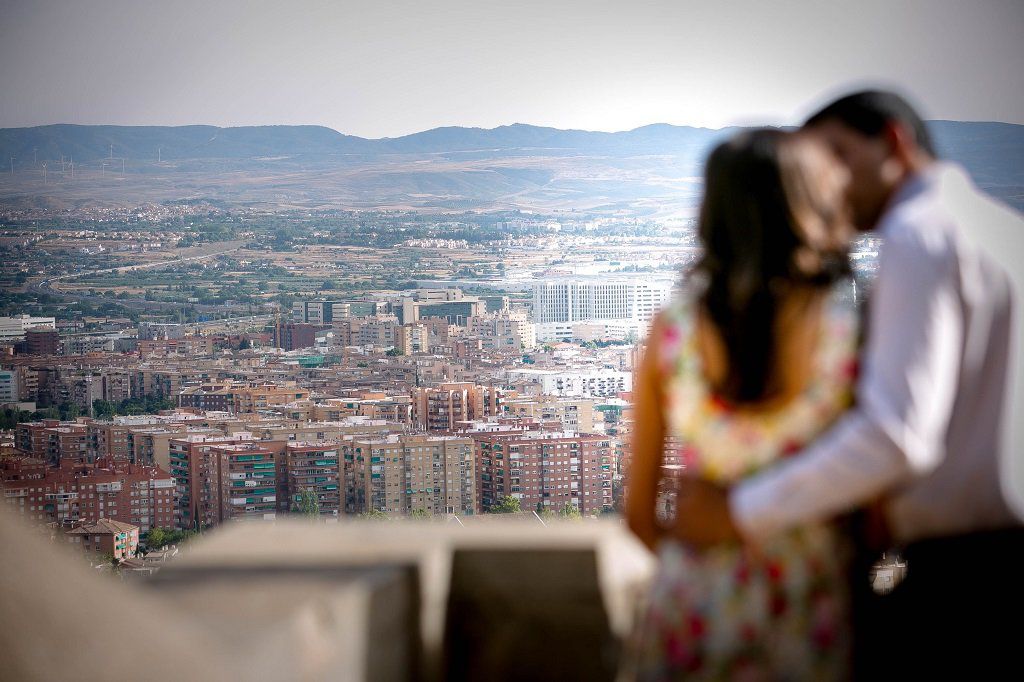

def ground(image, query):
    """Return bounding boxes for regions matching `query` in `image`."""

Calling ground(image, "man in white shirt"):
[671,91,1024,677]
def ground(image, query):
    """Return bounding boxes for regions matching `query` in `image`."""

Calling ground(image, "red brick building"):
[168,437,286,529]
[25,328,60,356]
[273,322,328,351]
[168,435,248,530]
[14,420,89,464]
[472,431,613,516]
[44,424,89,465]
[1,457,176,534]
[283,443,341,517]
[213,442,285,523]
[412,382,502,432]
[87,422,132,461]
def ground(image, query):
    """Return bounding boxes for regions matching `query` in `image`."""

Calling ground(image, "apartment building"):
[411,382,502,432]
[273,322,328,351]
[170,435,228,530]
[395,323,429,354]
[137,336,215,358]
[342,434,476,516]
[532,279,671,324]
[466,311,537,350]
[1,458,176,534]
[213,442,284,523]
[24,327,60,356]
[65,518,139,560]
[506,368,632,398]
[473,431,613,516]
[283,443,341,517]
[177,383,310,414]
[501,395,596,433]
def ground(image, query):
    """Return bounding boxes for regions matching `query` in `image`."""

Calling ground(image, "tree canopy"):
[489,495,522,514]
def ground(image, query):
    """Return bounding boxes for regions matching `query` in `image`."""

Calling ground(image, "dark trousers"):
[851,527,1024,680]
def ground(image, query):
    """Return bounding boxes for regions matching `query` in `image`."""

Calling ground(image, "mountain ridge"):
[0,121,1020,215]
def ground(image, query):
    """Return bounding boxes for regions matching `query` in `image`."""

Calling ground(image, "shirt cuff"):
[729,476,781,542]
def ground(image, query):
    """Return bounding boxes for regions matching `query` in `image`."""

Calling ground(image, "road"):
[28,241,258,314]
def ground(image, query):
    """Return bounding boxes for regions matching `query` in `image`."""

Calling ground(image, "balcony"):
[6,485,652,682]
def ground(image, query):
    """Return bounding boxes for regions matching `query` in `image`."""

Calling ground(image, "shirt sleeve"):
[730,218,964,539]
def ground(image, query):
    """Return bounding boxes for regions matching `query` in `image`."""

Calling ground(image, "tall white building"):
[532,279,672,341]
[0,315,56,344]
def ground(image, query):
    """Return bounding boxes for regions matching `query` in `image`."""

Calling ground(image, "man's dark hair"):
[804,90,937,157]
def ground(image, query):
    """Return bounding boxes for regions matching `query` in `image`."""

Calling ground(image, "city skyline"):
[1,0,1022,137]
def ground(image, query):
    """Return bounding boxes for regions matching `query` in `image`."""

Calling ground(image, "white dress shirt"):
[731,163,1024,544]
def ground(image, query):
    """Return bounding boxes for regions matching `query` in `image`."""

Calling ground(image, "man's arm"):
[730,224,964,540]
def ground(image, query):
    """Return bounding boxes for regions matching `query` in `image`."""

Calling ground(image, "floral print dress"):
[626,282,860,681]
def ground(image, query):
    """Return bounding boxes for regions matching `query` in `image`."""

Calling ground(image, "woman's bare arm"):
[626,315,668,551]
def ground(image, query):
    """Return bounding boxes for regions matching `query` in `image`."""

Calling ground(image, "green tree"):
[59,402,80,420]
[146,527,168,549]
[489,495,522,514]
[409,509,430,519]
[145,527,197,550]
[559,502,582,520]
[92,399,115,418]
[294,488,320,517]
[357,509,389,521]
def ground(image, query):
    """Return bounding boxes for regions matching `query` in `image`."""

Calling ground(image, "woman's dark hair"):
[804,89,937,157]
[693,128,851,404]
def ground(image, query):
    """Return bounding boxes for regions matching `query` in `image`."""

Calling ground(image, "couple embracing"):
[625,90,1024,681]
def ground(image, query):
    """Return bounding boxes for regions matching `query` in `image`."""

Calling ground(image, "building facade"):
[343,434,476,516]
[473,432,613,516]
[284,443,341,517]
[1,458,176,534]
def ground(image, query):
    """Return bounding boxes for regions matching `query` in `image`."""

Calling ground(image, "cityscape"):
[0,158,895,538]
[2,1,1022,679]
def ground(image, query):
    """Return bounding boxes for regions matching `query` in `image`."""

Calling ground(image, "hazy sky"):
[1,0,1021,138]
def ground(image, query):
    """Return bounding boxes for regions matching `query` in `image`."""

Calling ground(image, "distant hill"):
[0,120,1020,214]
[0,121,734,162]
[0,124,375,162]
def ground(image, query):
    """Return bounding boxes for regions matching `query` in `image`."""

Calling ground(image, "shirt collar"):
[880,162,972,235]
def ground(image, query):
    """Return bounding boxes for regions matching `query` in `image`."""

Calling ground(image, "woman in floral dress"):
[625,129,859,680]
